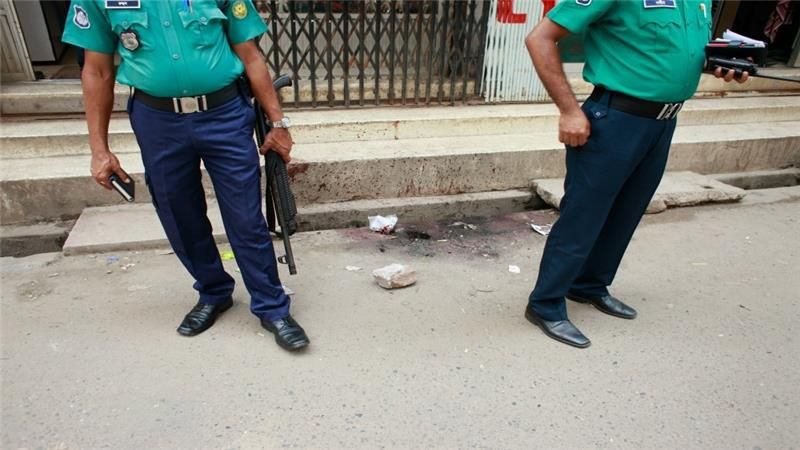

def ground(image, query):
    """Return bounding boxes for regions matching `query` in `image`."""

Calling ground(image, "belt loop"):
[172,98,181,114]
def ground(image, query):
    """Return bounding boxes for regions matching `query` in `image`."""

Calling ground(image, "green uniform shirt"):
[549,0,712,103]
[62,0,266,97]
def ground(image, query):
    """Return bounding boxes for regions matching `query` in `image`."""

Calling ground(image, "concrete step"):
[61,189,538,255]
[0,81,131,116]
[3,95,800,160]
[3,70,799,116]
[738,185,800,206]
[711,167,800,190]
[60,169,800,256]
[0,221,73,257]
[2,120,799,225]
[533,171,747,214]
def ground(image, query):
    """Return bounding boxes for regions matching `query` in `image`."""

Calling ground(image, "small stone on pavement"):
[372,263,417,289]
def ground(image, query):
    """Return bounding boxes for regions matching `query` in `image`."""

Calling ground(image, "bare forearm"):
[525,25,580,114]
[81,57,115,155]
[240,49,284,121]
[525,19,590,147]
[233,40,293,161]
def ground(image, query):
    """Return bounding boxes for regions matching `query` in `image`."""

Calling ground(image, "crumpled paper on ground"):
[368,215,398,234]
[530,223,552,236]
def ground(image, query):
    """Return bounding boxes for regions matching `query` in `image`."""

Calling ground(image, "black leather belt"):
[589,86,684,120]
[133,81,240,114]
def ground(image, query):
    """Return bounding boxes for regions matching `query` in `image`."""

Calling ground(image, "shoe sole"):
[260,323,310,352]
[524,309,591,349]
[276,338,310,352]
[566,295,637,320]
[176,300,234,337]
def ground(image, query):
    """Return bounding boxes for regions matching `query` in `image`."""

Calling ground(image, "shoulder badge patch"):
[232,0,248,19]
[576,0,592,6]
[73,5,91,29]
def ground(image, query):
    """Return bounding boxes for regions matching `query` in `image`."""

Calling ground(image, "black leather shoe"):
[567,293,637,320]
[260,315,310,351]
[176,298,233,337]
[525,307,591,348]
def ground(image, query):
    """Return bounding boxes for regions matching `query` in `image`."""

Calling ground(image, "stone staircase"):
[1,74,800,254]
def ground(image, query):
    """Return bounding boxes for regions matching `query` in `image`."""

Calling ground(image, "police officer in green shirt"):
[62,0,310,351]
[523,0,748,348]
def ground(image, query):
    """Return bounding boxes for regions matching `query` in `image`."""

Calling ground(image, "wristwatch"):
[271,117,292,129]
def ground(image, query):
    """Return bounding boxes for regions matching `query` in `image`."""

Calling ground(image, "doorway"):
[713,0,800,67]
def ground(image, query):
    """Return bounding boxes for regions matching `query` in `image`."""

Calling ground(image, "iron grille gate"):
[255,0,491,108]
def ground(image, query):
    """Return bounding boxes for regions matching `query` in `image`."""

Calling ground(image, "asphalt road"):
[2,201,799,449]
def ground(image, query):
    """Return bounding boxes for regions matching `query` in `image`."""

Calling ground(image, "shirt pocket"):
[638,9,682,54]
[178,3,227,49]
[107,10,150,53]
[694,3,712,39]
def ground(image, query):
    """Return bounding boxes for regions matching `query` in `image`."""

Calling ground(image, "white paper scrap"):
[530,223,552,236]
[722,29,766,47]
[368,215,398,234]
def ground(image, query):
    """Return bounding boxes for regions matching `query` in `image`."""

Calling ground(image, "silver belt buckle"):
[177,96,200,114]
[656,102,682,120]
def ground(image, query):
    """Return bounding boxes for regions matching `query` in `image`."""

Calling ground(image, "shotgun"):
[253,74,298,275]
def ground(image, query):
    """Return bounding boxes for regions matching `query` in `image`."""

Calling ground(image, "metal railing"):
[256,0,491,108]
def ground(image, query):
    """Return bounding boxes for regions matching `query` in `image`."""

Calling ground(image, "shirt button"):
[122,21,129,27]
[163,20,171,27]
[200,17,207,24]
[182,90,189,95]
[172,54,180,60]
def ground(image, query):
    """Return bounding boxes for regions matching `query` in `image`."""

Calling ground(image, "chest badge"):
[120,30,140,51]
[232,0,248,19]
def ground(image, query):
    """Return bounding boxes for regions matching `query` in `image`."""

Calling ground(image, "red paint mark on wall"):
[497,0,527,24]
[542,0,556,16]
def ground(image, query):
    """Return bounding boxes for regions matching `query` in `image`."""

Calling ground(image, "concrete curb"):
[532,172,747,214]
[61,189,541,255]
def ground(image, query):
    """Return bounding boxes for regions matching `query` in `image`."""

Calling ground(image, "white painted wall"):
[481,0,548,103]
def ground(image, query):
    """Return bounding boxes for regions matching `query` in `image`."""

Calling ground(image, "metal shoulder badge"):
[232,0,248,19]
[120,30,139,51]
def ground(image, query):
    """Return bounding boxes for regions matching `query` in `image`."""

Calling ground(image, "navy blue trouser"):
[128,93,290,321]
[529,92,677,321]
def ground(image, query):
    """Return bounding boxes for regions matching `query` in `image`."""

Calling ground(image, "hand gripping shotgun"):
[253,74,298,275]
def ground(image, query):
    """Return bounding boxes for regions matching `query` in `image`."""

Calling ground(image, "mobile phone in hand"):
[109,174,135,202]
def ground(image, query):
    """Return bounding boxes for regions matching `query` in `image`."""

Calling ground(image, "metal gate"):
[0,0,35,82]
[256,0,491,107]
